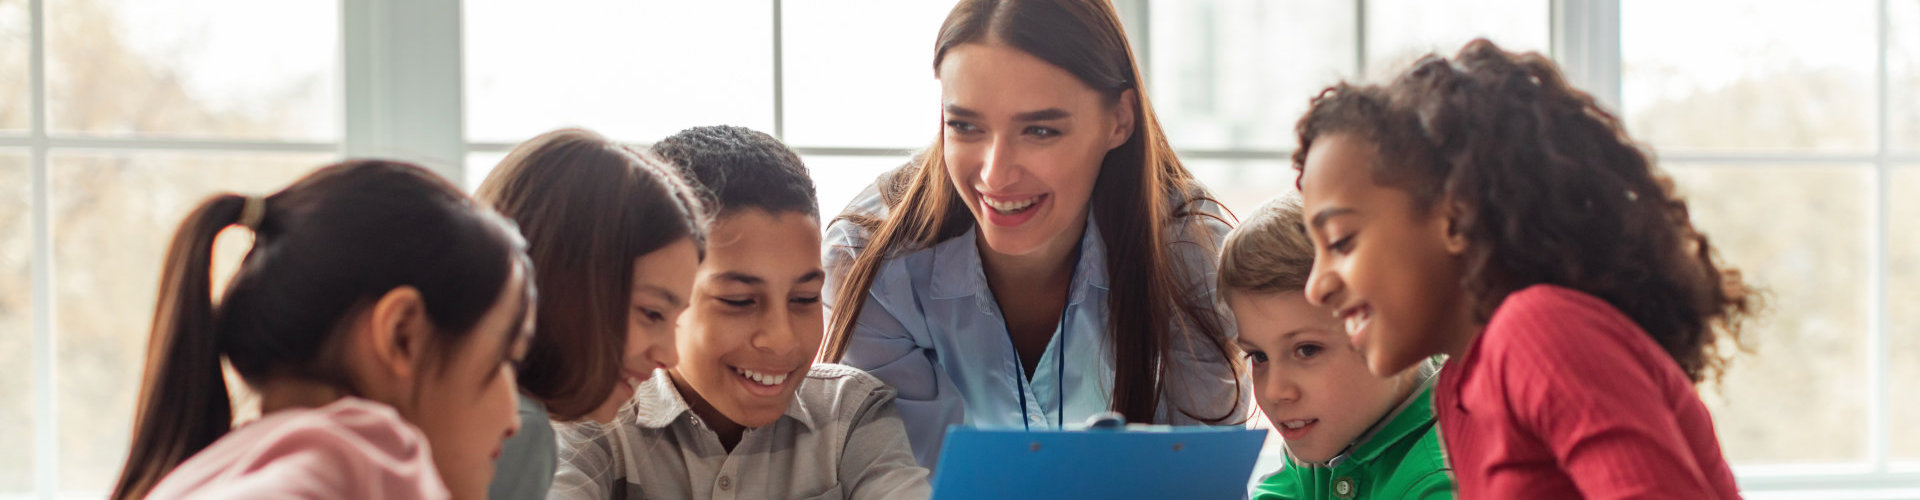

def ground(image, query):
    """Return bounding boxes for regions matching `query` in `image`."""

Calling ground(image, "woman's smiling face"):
[937,41,1134,260]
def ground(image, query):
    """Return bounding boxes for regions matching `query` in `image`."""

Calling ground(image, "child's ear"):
[365,286,431,382]
[1105,89,1138,151]
[1439,196,1471,255]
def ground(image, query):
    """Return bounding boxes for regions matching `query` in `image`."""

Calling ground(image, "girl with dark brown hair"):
[473,128,708,499]
[112,160,535,500]
[820,0,1249,470]
[1292,39,1756,498]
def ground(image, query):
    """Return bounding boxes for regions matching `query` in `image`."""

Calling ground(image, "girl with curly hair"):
[1291,39,1757,498]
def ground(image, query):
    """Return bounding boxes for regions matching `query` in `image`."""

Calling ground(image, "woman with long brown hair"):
[821,0,1249,469]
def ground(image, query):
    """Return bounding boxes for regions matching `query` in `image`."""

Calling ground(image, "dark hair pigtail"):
[111,194,252,500]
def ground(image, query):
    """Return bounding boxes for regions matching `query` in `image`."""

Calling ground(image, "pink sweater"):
[1435,285,1741,499]
[146,397,449,500]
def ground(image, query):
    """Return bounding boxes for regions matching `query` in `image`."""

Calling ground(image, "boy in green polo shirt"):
[1217,194,1454,500]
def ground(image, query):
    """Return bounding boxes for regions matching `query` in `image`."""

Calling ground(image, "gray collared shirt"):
[549,364,930,500]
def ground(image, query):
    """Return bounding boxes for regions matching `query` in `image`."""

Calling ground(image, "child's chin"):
[724,403,788,428]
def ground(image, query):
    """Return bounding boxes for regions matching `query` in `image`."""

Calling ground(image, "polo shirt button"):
[718,475,731,491]
[1334,476,1356,499]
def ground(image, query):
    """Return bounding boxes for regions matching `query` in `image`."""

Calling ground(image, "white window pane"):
[0,152,30,493]
[52,151,331,492]
[782,1,951,149]
[1622,0,1876,153]
[805,154,912,223]
[1893,166,1920,462]
[1181,159,1295,220]
[1893,0,1920,152]
[1150,0,1356,150]
[46,0,339,140]
[465,151,509,194]
[1365,0,1548,78]
[1668,164,1871,465]
[0,0,27,132]
[464,0,775,144]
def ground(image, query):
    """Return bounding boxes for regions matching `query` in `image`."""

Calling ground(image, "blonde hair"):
[1218,192,1314,295]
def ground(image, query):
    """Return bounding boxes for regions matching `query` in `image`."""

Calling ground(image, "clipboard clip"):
[1084,411,1126,430]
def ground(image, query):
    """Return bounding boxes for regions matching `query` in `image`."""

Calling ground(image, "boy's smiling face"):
[670,209,825,430]
[1230,289,1411,464]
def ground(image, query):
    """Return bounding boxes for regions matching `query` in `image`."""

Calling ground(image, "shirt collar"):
[1286,368,1440,468]
[927,214,1110,306]
[1347,369,1440,464]
[628,368,813,432]
[1439,329,1488,415]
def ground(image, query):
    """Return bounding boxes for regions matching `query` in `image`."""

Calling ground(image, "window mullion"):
[28,0,57,495]
[1551,0,1622,112]
[342,0,465,182]
[1868,0,1892,475]
[772,0,785,140]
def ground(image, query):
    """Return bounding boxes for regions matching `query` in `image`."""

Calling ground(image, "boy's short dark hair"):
[649,125,818,219]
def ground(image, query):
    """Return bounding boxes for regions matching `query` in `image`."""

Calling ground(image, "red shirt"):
[1435,285,1741,499]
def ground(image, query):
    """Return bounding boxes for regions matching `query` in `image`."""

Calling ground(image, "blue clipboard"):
[929,425,1267,500]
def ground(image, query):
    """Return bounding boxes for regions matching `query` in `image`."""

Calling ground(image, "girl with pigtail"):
[112,160,536,500]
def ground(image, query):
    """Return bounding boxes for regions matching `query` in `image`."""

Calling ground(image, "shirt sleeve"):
[1497,289,1722,500]
[488,394,556,500]
[547,419,620,500]
[839,386,934,500]
[822,198,967,470]
[1399,470,1458,500]
[1159,199,1253,426]
[150,401,449,500]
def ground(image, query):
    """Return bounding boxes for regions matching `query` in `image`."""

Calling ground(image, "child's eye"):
[634,307,665,323]
[718,297,756,308]
[1024,126,1060,138]
[790,295,821,306]
[1294,344,1324,359]
[1327,234,1356,255]
[945,120,979,134]
[1241,350,1268,364]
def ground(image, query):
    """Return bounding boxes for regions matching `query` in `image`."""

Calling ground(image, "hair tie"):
[239,195,266,232]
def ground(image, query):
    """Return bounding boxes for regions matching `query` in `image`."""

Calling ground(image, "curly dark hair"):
[650,125,819,218]
[1293,39,1759,384]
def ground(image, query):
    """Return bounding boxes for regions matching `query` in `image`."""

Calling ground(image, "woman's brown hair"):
[1293,39,1758,383]
[475,128,707,420]
[112,160,529,499]
[822,0,1245,424]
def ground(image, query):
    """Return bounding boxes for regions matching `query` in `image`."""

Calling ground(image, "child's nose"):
[651,331,680,369]
[1304,264,1343,307]
[1262,373,1301,404]
[752,309,798,356]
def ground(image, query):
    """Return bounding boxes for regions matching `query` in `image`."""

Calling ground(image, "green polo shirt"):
[1251,376,1453,500]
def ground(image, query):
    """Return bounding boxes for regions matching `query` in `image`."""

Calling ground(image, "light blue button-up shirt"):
[822,180,1252,470]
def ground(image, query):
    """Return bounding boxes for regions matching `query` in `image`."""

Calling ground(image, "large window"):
[5,0,341,497]
[1620,2,1917,492]
[2,0,1912,498]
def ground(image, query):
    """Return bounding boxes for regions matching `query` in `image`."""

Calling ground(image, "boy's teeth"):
[731,366,790,387]
[1282,419,1314,429]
